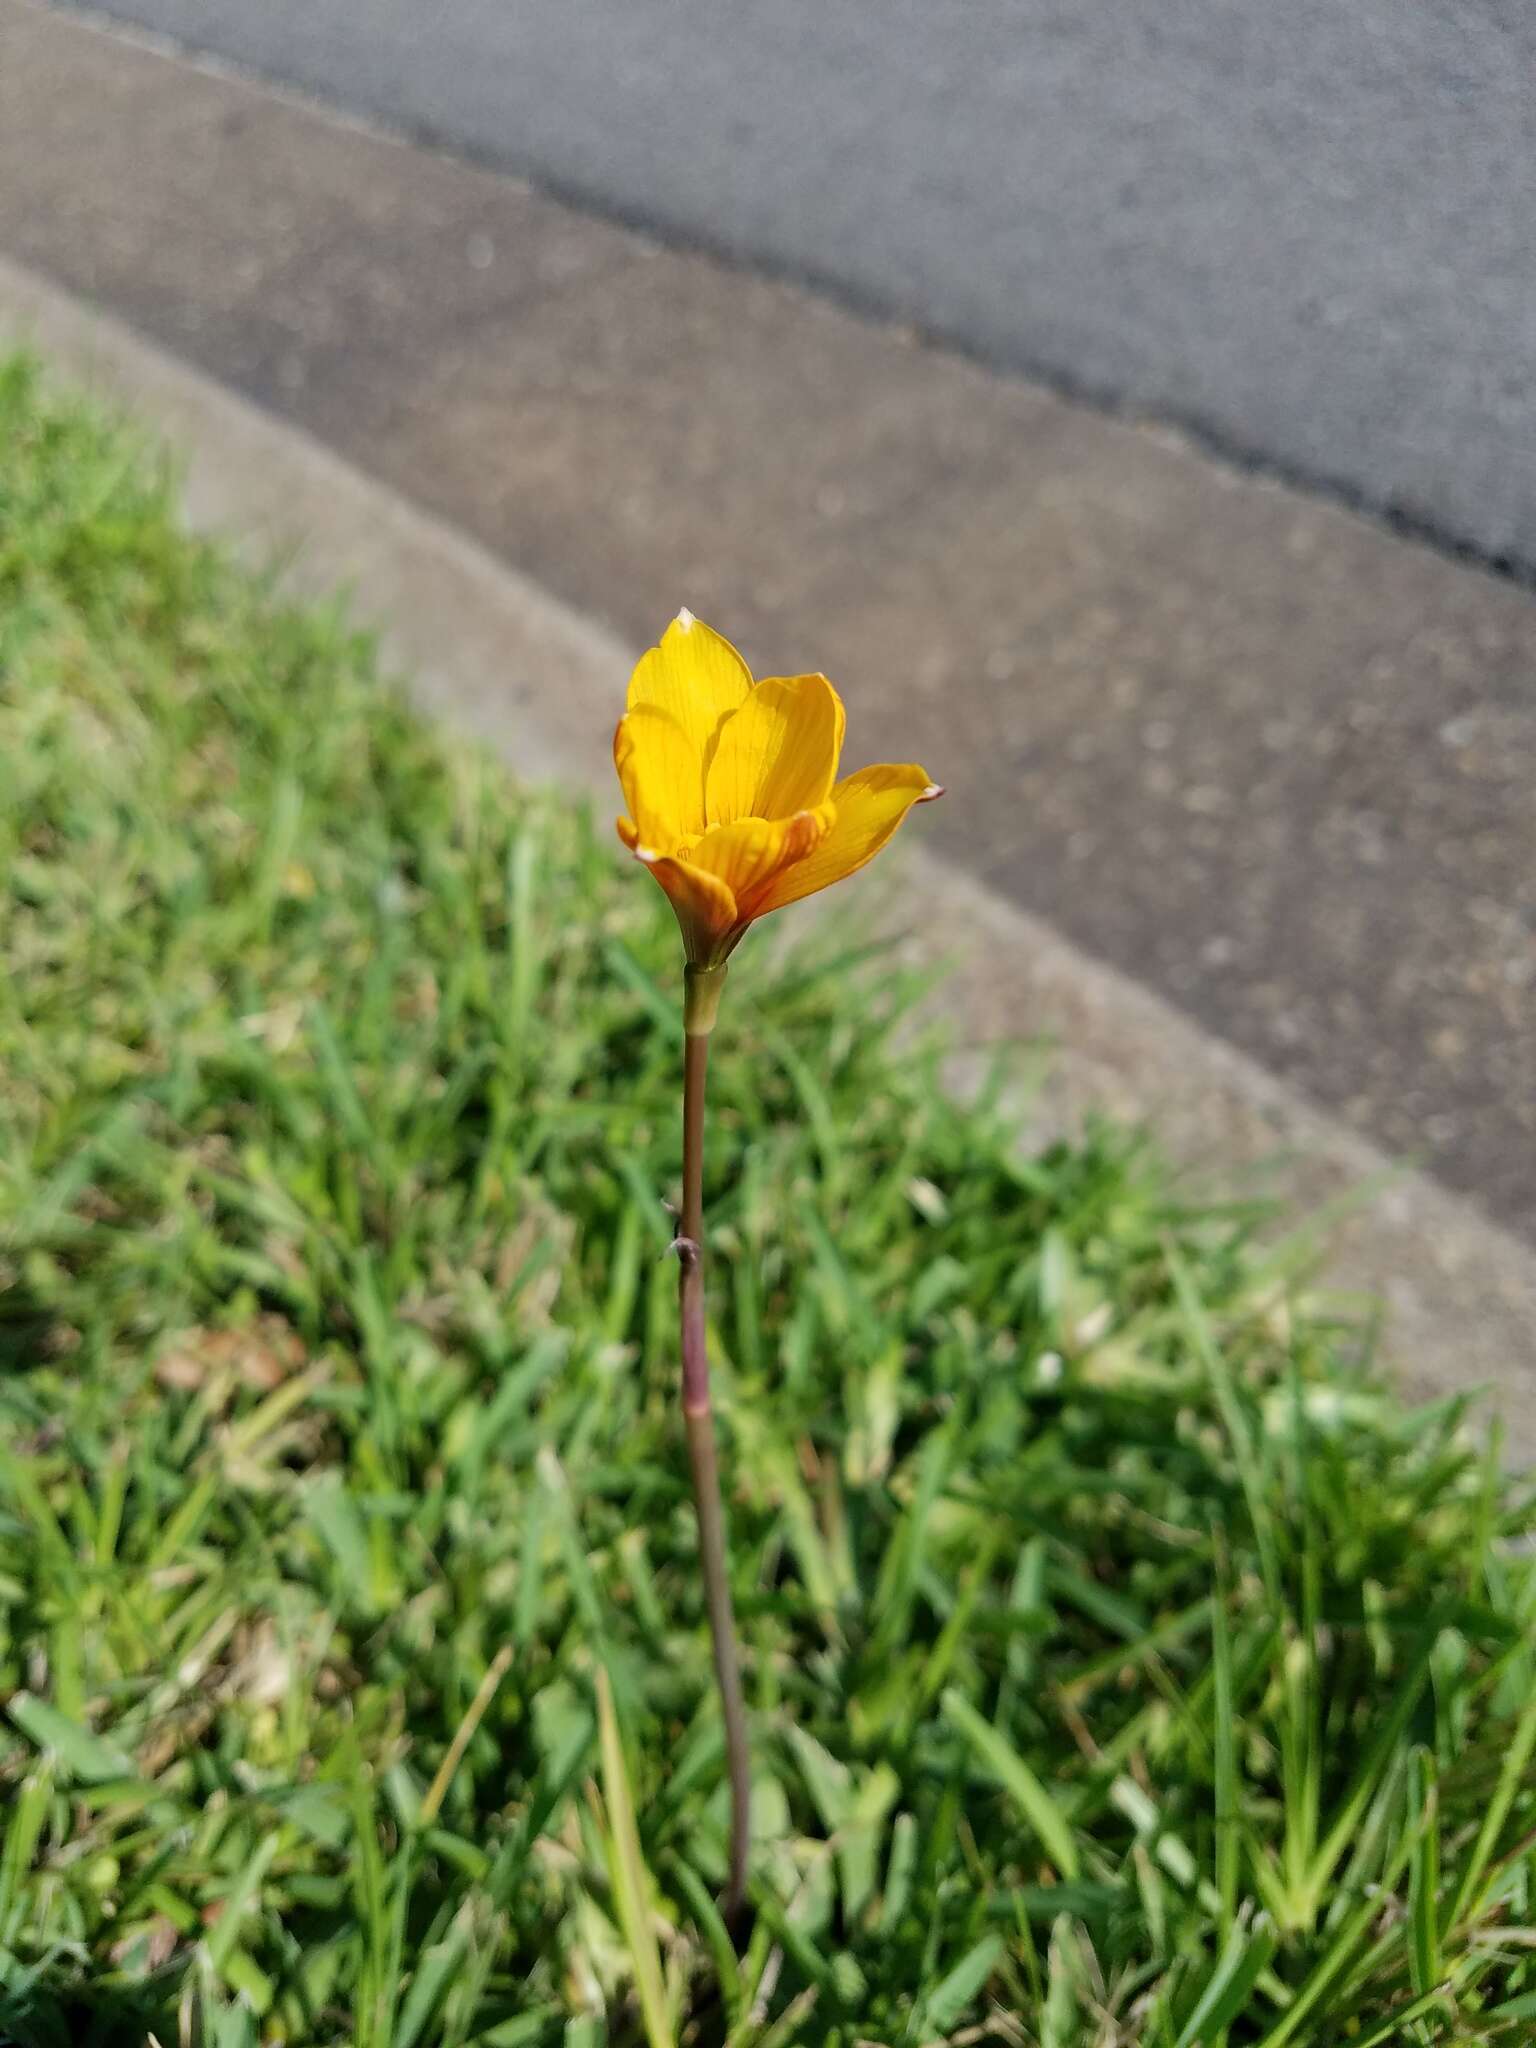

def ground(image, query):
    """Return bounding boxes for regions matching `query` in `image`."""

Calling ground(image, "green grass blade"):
[595,1667,675,2048]
[942,1689,1080,1880]
[1447,1684,1536,1930]
[1406,1746,1441,1999]
[1174,1922,1278,2048]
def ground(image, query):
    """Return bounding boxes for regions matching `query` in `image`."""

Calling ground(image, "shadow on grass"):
[0,1969,182,2048]
[0,1284,67,1378]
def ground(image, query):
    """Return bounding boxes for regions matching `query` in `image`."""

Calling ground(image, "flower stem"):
[678,964,750,1920]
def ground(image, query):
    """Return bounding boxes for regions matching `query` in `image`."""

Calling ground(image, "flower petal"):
[752,764,941,913]
[705,673,845,827]
[634,847,739,967]
[685,803,836,916]
[626,611,753,774]
[614,704,705,847]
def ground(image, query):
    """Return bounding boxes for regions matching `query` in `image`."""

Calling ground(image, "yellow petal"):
[614,704,705,848]
[752,764,941,914]
[627,611,753,774]
[634,847,740,967]
[705,673,845,827]
[685,803,836,916]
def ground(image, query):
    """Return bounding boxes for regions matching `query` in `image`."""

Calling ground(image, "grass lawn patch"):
[1,352,1534,2047]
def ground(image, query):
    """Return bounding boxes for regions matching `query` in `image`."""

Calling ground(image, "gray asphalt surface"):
[62,0,1536,571]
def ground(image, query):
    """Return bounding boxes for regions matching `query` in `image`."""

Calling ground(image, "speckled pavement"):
[1,4,1532,1292]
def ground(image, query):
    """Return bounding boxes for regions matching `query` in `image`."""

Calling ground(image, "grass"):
[0,349,1534,2047]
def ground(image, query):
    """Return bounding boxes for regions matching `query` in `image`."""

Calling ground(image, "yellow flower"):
[614,610,943,968]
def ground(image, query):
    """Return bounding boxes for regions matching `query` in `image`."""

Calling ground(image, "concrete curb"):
[2,250,1531,1452]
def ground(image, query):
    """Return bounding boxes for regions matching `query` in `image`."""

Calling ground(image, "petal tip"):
[675,605,696,631]
[920,782,945,802]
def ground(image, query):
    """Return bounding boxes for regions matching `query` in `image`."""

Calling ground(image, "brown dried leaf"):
[155,1316,308,1403]
[110,1916,179,1970]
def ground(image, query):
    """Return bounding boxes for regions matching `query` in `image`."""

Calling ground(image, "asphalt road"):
[61,0,1536,571]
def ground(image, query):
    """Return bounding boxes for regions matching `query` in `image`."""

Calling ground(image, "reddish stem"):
[677,994,751,1919]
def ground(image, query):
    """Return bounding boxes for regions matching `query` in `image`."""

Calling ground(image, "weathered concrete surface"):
[4,248,1532,1451]
[0,5,1532,1255]
[54,0,1536,573]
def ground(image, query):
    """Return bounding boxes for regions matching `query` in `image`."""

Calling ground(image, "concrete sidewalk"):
[0,2,1532,1439]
